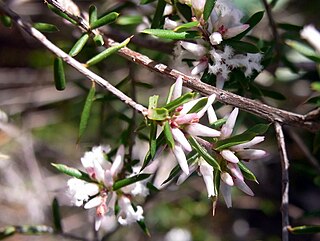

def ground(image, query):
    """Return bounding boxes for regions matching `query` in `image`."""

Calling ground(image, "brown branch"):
[42,0,320,132]
[274,122,290,241]
[0,2,148,117]
[2,1,320,132]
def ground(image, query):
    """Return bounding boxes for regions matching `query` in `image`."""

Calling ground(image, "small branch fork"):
[275,122,290,241]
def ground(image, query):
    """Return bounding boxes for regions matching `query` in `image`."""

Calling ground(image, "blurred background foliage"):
[0,0,320,241]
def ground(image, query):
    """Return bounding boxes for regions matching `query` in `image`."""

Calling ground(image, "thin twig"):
[0,2,148,117]
[261,0,281,58]
[41,0,320,132]
[274,122,290,241]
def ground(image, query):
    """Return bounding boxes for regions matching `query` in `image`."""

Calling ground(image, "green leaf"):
[142,132,166,170]
[214,169,220,195]
[148,107,169,121]
[142,29,201,40]
[53,57,66,91]
[51,163,93,182]
[151,0,166,29]
[163,92,196,112]
[93,34,104,46]
[0,226,15,239]
[164,121,175,149]
[148,95,159,109]
[238,161,258,183]
[311,82,320,92]
[89,5,98,25]
[90,12,119,29]
[286,40,320,63]
[117,15,143,25]
[149,121,157,158]
[0,14,12,27]
[69,33,89,57]
[277,23,302,32]
[78,82,96,140]
[174,21,199,32]
[224,40,260,53]
[210,119,226,129]
[86,37,131,66]
[33,22,59,32]
[137,219,151,237]
[113,174,151,190]
[189,136,221,170]
[231,11,264,41]
[216,123,270,151]
[203,0,217,21]
[289,225,320,234]
[306,96,320,107]
[187,97,208,114]
[52,198,63,232]
[140,0,156,4]
[46,3,77,25]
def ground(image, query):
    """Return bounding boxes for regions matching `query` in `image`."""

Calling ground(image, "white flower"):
[67,178,99,206]
[301,24,320,53]
[117,196,144,225]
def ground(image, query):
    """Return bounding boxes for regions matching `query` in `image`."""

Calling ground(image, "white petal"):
[172,76,183,100]
[111,145,125,177]
[95,216,103,231]
[220,182,232,208]
[104,170,114,188]
[176,164,197,185]
[224,24,249,39]
[221,172,234,186]
[84,196,102,209]
[180,98,205,115]
[180,41,207,57]
[234,179,254,196]
[301,25,320,53]
[227,163,243,181]
[171,128,192,152]
[209,32,223,45]
[207,105,217,125]
[185,123,221,137]
[172,144,189,175]
[216,74,226,89]
[118,196,144,225]
[237,149,267,160]
[196,94,216,118]
[220,149,239,163]
[191,61,208,75]
[199,161,215,197]
[164,17,179,30]
[220,108,239,139]
[231,136,265,150]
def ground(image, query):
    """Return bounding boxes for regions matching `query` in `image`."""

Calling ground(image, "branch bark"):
[275,122,290,241]
[1,1,320,132]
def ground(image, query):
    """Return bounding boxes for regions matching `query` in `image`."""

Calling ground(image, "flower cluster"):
[171,0,263,89]
[66,145,145,230]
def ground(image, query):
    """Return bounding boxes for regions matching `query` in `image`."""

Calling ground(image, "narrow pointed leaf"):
[203,0,217,21]
[187,97,208,114]
[231,11,264,40]
[52,198,63,232]
[142,132,166,170]
[46,3,77,25]
[289,225,320,234]
[53,57,66,91]
[286,40,320,63]
[164,121,175,149]
[238,161,258,183]
[90,12,119,30]
[174,21,199,32]
[151,0,166,29]
[210,119,226,129]
[163,92,196,112]
[89,5,98,25]
[137,220,151,237]
[86,37,131,66]
[142,29,201,40]
[214,169,220,195]
[113,174,151,190]
[223,40,260,53]
[189,136,221,170]
[216,123,270,151]
[69,33,89,57]
[78,82,95,140]
[51,163,93,183]
[33,22,59,32]
[117,15,143,25]
[149,121,157,158]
